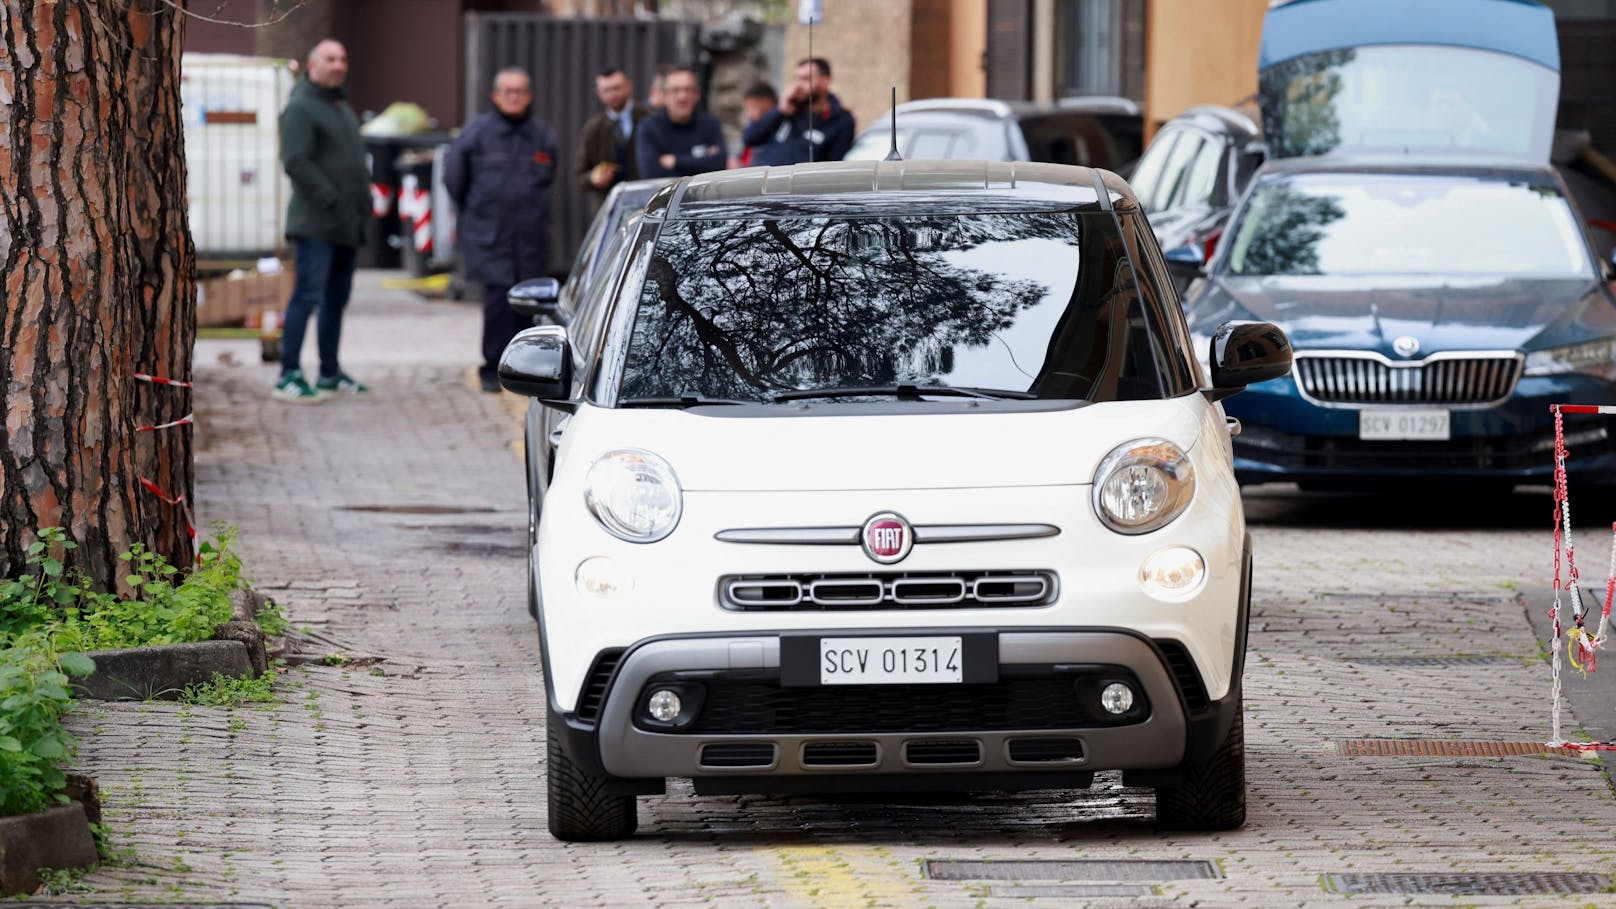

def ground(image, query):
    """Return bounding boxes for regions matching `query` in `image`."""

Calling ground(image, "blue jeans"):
[280,237,357,379]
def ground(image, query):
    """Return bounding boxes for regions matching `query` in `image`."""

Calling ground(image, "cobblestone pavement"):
[54,274,1616,908]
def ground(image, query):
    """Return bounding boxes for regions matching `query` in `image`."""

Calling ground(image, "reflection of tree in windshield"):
[622,214,1072,398]
[1230,185,1345,276]
[1260,49,1355,158]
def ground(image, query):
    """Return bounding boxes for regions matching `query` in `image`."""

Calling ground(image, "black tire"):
[1155,703,1246,831]
[259,337,281,363]
[546,707,636,841]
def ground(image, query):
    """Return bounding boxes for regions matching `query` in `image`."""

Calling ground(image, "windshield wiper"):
[617,393,755,408]
[769,384,1036,402]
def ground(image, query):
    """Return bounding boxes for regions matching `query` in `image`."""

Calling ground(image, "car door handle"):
[1226,417,1242,437]
[548,426,565,447]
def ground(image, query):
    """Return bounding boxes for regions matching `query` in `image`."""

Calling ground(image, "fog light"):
[1139,546,1206,600]
[1100,682,1135,715]
[647,689,682,723]
[575,557,634,598]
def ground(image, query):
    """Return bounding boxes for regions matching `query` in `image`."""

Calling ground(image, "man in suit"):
[575,67,649,214]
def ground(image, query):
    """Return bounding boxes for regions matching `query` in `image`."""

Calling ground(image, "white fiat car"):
[500,160,1291,841]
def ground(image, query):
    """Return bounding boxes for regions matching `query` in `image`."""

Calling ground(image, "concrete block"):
[0,802,96,896]
[74,640,254,701]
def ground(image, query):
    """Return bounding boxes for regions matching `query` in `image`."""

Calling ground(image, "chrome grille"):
[719,571,1056,611]
[1293,352,1521,406]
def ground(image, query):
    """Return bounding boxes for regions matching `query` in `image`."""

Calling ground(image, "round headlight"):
[583,449,683,543]
[1093,439,1195,534]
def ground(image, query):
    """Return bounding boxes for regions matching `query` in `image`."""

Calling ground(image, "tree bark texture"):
[0,0,196,589]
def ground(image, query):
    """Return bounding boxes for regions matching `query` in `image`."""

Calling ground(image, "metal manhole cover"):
[1327,872,1613,895]
[340,504,499,515]
[1317,591,1520,603]
[988,884,1158,898]
[927,859,1219,881]
[1342,655,1521,667]
[1333,739,1584,757]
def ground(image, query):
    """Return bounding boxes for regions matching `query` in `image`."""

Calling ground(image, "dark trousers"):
[281,237,358,379]
[482,283,520,382]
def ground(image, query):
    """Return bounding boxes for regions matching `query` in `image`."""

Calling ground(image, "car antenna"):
[807,9,816,163]
[883,86,902,162]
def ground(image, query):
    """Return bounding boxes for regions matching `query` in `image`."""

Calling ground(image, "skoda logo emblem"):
[1393,335,1421,358]
[861,512,913,565]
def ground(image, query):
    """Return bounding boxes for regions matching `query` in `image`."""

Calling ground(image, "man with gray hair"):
[444,66,559,392]
[274,39,371,402]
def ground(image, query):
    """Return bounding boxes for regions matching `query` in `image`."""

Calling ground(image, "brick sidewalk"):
[59,273,1616,908]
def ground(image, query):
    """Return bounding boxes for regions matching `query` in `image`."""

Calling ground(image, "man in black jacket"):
[275,39,371,403]
[444,67,559,392]
[635,66,726,179]
[575,67,648,214]
[742,57,855,166]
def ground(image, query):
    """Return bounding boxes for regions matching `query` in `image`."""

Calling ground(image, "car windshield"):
[615,211,1179,404]
[1223,174,1590,278]
[1259,45,1558,161]
[845,124,996,161]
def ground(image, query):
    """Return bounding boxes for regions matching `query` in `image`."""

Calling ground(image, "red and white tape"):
[133,373,198,563]
[1549,402,1616,749]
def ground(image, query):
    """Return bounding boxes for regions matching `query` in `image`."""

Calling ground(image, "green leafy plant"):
[254,597,289,636]
[0,634,93,817]
[1,527,245,654]
[178,672,275,708]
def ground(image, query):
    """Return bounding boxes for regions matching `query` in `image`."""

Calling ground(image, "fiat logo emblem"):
[1393,335,1421,357]
[861,512,913,564]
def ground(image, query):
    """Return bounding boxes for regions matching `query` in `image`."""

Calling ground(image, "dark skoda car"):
[1179,156,1616,489]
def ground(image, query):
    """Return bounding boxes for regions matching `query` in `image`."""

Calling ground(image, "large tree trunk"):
[0,0,196,589]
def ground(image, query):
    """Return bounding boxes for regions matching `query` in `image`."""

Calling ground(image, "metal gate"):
[463,14,698,275]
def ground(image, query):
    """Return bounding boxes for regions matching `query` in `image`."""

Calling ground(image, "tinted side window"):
[1154,132,1207,211]
[1128,128,1180,212]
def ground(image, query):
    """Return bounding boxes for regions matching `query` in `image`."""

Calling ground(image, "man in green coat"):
[274,39,371,402]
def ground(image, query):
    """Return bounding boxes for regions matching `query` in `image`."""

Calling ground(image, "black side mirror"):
[498,325,573,406]
[1163,244,1206,279]
[1206,320,1291,401]
[508,277,562,322]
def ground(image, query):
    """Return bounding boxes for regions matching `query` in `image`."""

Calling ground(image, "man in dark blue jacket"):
[444,67,559,392]
[635,66,726,179]
[742,57,855,166]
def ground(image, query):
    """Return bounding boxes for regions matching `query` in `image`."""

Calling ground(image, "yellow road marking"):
[768,844,917,908]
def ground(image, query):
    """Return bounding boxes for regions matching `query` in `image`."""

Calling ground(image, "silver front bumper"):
[595,631,1189,779]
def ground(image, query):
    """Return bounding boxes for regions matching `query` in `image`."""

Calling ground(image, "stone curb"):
[73,640,255,701]
[0,802,96,896]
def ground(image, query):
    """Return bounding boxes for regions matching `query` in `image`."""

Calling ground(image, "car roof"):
[881,96,1140,121]
[1160,104,1261,141]
[646,160,1137,220]
[1252,154,1560,181]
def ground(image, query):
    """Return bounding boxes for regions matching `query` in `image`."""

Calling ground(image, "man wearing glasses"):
[635,65,726,179]
[445,67,559,392]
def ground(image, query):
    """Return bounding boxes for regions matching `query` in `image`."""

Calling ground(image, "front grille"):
[719,570,1056,611]
[687,674,1090,734]
[905,739,982,765]
[699,742,776,768]
[1293,353,1521,406]
[1008,737,1086,762]
[575,649,624,723]
[802,741,879,766]
[1155,640,1209,711]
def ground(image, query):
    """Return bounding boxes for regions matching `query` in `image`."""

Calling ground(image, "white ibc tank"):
[182,53,294,260]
